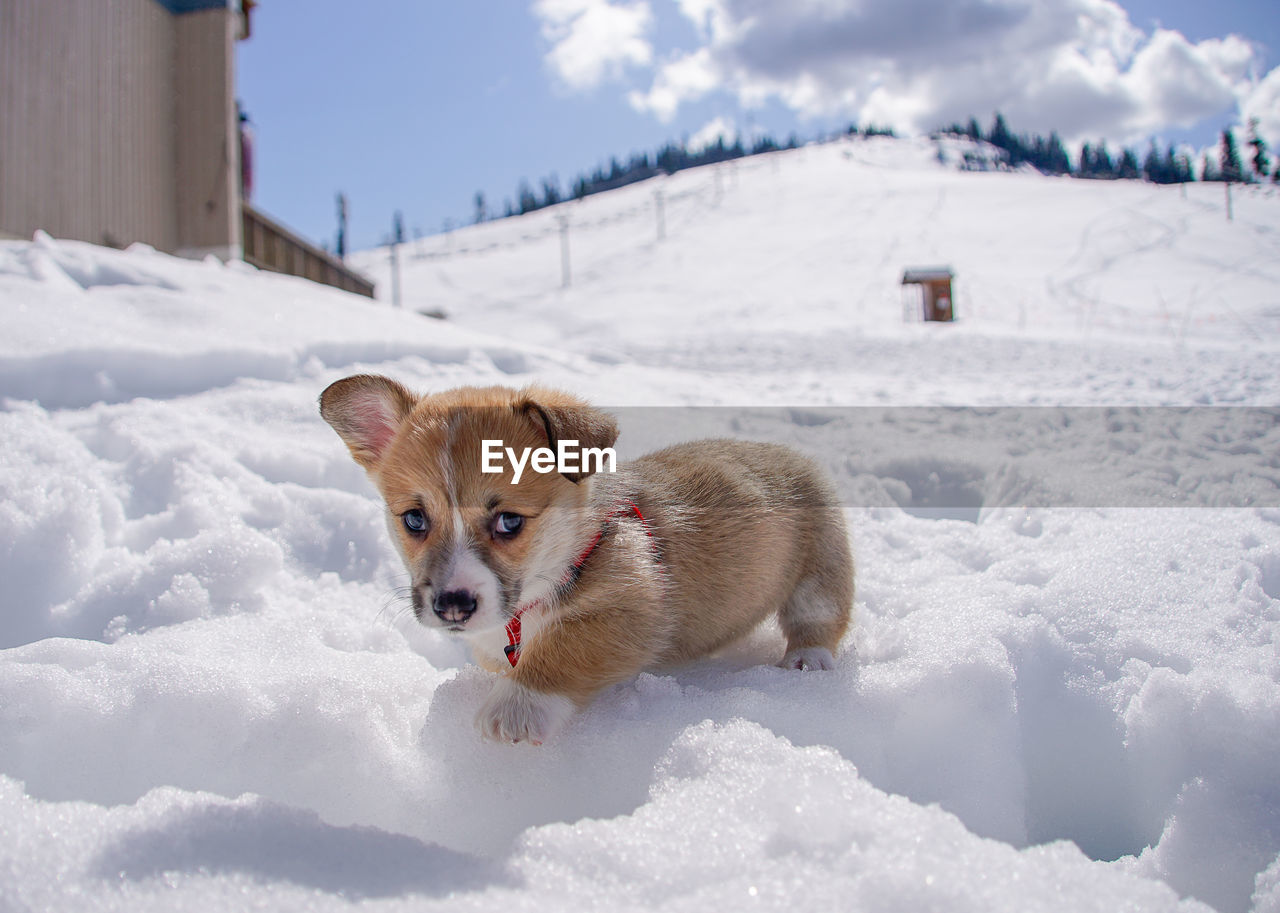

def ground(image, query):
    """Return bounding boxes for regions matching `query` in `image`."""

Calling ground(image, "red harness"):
[503,499,655,667]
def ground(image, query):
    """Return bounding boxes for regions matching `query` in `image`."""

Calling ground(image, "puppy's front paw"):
[780,646,836,671]
[476,677,576,745]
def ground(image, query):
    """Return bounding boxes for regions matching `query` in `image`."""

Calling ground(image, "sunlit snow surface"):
[3,137,1280,912]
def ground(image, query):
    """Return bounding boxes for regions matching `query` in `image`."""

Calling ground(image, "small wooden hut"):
[901,266,956,322]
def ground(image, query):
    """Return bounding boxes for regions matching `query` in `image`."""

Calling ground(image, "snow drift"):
[2,136,1279,912]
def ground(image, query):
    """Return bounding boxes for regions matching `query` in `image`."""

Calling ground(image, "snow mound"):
[3,138,1280,912]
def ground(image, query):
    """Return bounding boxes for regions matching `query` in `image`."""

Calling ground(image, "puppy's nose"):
[433,589,477,624]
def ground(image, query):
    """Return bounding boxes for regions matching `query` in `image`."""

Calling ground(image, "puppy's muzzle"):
[433,589,478,625]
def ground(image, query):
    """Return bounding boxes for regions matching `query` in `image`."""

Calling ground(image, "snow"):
[2,135,1279,912]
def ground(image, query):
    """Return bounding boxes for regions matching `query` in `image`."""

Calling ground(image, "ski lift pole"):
[391,210,405,308]
[557,213,571,288]
[336,193,348,260]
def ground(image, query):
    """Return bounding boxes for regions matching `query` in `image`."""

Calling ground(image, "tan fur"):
[320,375,854,743]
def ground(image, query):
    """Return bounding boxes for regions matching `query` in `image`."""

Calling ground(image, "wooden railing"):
[241,204,375,298]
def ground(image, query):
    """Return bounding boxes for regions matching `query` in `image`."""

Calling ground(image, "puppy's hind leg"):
[778,534,854,671]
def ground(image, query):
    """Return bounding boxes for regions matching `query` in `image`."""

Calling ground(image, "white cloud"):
[628,47,722,120]
[671,0,744,45]
[1121,31,1248,131]
[547,0,1274,149]
[687,115,736,152]
[535,0,655,91]
[1240,67,1280,162]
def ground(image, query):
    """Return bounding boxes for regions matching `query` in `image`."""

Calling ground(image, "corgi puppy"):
[320,375,854,744]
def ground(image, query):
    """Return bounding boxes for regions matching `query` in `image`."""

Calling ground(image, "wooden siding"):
[243,204,376,298]
[173,6,240,257]
[2,0,176,248]
[1,0,366,298]
[0,0,239,255]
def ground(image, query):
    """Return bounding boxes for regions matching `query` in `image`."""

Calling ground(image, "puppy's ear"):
[519,388,619,483]
[319,374,418,470]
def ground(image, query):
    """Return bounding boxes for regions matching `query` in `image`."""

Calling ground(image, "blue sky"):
[236,0,1279,253]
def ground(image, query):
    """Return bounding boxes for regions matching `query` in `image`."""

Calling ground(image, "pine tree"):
[1046,132,1071,174]
[1201,153,1220,182]
[473,191,487,224]
[1117,148,1140,180]
[656,144,680,175]
[1219,128,1243,183]
[1142,141,1165,183]
[1026,133,1070,175]
[541,175,562,209]
[987,112,1025,166]
[1094,142,1116,178]
[989,113,1013,149]
[1079,141,1115,179]
[1247,118,1271,181]
[517,180,539,215]
[1173,148,1195,183]
[752,134,780,155]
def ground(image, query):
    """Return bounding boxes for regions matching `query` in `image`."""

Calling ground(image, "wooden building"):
[901,266,956,322]
[2,0,246,258]
[1,0,374,297]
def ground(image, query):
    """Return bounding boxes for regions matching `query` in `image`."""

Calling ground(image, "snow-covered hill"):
[355,135,1280,405]
[2,135,1279,913]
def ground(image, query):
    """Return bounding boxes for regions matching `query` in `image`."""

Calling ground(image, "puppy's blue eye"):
[402,509,429,535]
[493,512,524,539]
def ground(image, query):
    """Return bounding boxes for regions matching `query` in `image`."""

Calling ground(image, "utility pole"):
[654,188,666,241]
[557,214,571,288]
[335,192,348,260]
[390,210,404,308]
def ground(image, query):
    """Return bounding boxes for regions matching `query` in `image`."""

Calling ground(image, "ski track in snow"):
[2,136,1280,913]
